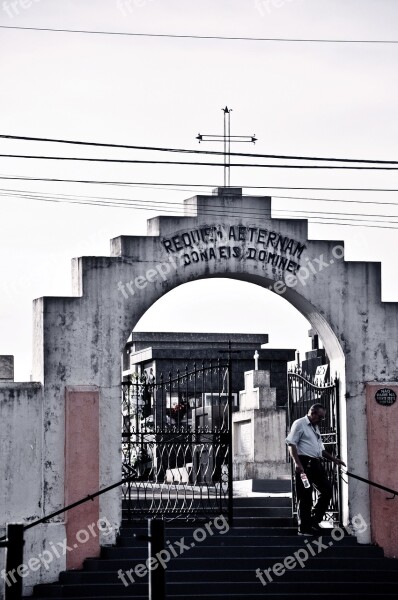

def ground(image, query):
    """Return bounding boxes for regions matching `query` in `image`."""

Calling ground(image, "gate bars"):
[287,369,342,524]
[122,358,233,522]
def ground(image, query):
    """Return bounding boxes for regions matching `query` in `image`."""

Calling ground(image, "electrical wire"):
[1,25,398,44]
[1,134,398,165]
[2,175,398,198]
[1,185,397,220]
[2,154,398,170]
[2,187,398,228]
[3,186,398,221]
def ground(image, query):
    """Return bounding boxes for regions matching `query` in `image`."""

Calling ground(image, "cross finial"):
[254,350,259,371]
[196,108,257,187]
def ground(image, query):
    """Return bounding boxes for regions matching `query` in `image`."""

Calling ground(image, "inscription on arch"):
[162,224,306,273]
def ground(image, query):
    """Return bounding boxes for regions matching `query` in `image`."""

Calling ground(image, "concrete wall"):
[233,370,290,480]
[0,384,110,597]
[2,187,398,593]
[0,383,43,522]
[0,383,65,597]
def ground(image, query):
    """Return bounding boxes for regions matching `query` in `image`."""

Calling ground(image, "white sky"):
[0,0,398,380]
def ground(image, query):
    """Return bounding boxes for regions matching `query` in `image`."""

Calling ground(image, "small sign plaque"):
[375,388,396,406]
[314,364,328,386]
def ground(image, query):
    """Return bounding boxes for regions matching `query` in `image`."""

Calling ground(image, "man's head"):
[308,403,326,424]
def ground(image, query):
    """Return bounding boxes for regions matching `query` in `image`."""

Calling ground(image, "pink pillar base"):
[366,382,398,558]
[65,386,100,569]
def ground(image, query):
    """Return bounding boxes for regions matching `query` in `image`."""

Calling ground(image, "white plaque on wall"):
[238,420,252,456]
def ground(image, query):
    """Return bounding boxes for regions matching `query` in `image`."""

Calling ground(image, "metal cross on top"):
[254,350,259,371]
[196,106,257,187]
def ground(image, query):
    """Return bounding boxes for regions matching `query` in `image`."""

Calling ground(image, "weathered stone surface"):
[33,190,398,548]
[2,187,398,591]
[0,355,14,380]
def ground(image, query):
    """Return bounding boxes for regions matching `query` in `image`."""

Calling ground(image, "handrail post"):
[335,377,343,525]
[148,518,166,600]
[227,341,234,526]
[5,524,24,600]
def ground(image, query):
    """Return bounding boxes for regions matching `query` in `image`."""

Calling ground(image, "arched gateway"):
[1,187,398,588]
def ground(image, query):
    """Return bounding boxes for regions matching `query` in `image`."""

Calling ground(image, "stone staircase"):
[27,495,398,599]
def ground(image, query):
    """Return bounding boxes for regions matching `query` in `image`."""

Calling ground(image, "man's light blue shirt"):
[286,415,325,458]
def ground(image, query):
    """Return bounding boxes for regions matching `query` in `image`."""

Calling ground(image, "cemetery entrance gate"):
[122,357,233,522]
[287,370,342,524]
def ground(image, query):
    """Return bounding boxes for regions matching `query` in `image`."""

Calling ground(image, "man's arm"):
[287,444,305,474]
[322,449,346,467]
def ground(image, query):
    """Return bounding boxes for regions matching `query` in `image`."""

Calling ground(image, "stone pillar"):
[65,386,100,569]
[232,370,289,481]
[366,382,398,558]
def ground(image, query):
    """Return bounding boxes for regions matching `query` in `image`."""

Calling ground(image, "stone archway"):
[23,186,398,576]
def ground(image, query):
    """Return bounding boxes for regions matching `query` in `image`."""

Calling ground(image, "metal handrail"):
[0,472,136,542]
[341,468,398,498]
[1,471,166,600]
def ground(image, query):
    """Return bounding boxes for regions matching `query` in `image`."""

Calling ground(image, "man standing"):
[286,403,346,535]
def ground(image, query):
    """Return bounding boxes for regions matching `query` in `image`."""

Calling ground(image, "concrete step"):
[27,491,398,600]
[116,534,365,548]
[121,495,292,508]
[27,597,398,600]
[122,506,292,517]
[122,516,296,527]
[32,581,398,597]
[251,480,292,493]
[120,525,300,536]
[84,555,392,571]
[26,596,398,600]
[231,496,292,507]
[101,544,385,559]
[226,507,293,517]
[59,569,398,584]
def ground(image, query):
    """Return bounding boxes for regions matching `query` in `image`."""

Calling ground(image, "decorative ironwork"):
[287,369,342,524]
[122,359,233,522]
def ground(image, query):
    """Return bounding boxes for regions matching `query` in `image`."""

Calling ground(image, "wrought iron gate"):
[287,369,342,524]
[122,359,233,522]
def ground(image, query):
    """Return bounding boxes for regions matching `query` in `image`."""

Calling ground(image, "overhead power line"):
[2,186,397,221]
[2,187,398,229]
[1,175,398,197]
[2,191,396,229]
[1,25,398,44]
[6,185,398,220]
[2,154,398,170]
[1,134,397,165]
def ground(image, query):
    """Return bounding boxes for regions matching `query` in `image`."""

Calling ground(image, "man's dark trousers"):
[296,455,332,531]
